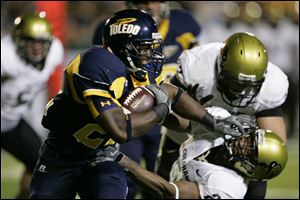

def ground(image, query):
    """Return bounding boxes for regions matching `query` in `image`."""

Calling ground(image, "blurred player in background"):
[92,1,202,198]
[255,2,299,137]
[92,106,288,199]
[157,32,289,199]
[1,12,64,198]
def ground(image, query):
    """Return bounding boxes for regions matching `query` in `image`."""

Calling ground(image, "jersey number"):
[73,124,107,149]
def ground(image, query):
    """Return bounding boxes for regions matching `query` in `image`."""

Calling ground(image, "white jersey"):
[1,35,64,135]
[170,107,248,199]
[165,42,289,144]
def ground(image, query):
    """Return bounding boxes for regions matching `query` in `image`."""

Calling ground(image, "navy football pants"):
[29,142,127,199]
[120,124,161,198]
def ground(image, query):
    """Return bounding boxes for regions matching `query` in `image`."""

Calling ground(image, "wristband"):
[153,103,169,124]
[125,114,132,142]
[169,182,179,199]
[171,88,184,111]
[201,112,215,129]
[115,153,125,162]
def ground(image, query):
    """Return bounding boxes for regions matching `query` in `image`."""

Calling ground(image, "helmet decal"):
[109,18,141,36]
[238,73,256,81]
[266,161,283,177]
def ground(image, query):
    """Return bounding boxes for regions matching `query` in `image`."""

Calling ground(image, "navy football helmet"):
[102,9,164,82]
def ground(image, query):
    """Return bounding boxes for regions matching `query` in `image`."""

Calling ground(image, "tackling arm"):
[257,116,287,142]
[161,82,208,121]
[256,106,287,142]
[160,82,244,136]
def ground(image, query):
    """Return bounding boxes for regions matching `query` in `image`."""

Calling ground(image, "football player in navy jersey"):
[29,9,242,199]
[92,2,202,198]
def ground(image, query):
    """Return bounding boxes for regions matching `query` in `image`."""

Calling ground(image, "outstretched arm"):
[94,145,200,199]
[162,82,208,121]
[120,155,200,199]
[256,107,287,142]
[159,83,244,136]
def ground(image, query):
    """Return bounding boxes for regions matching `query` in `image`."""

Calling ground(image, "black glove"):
[203,113,245,137]
[186,83,199,101]
[88,145,125,167]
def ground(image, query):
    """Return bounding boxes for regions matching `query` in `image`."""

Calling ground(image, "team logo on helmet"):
[109,18,140,36]
[266,161,282,176]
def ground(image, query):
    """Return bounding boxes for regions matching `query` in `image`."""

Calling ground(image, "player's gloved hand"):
[146,84,170,106]
[214,115,245,136]
[236,114,257,129]
[146,84,171,124]
[186,83,199,101]
[88,145,125,167]
[202,112,245,137]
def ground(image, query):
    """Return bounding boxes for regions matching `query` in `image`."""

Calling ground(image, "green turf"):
[265,139,299,199]
[1,151,23,199]
[1,139,299,199]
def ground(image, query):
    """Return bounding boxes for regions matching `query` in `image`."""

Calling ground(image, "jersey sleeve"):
[65,47,127,110]
[172,9,202,48]
[199,170,247,199]
[256,62,289,112]
[178,45,216,87]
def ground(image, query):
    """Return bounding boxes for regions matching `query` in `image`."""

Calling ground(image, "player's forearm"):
[162,83,208,122]
[163,112,191,132]
[257,116,287,142]
[96,106,164,143]
[130,110,159,138]
[119,156,176,199]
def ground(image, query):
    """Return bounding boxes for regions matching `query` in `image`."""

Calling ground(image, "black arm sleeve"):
[255,106,283,118]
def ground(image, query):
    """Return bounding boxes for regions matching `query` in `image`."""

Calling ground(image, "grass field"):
[1,138,299,199]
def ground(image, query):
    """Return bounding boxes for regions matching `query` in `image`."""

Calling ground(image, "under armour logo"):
[37,164,47,173]
[100,101,111,107]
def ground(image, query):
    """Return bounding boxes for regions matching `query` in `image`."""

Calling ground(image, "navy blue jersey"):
[159,9,201,78]
[92,9,201,82]
[42,46,164,157]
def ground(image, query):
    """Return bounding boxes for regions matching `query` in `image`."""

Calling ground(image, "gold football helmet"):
[13,12,53,67]
[217,32,268,107]
[225,128,288,180]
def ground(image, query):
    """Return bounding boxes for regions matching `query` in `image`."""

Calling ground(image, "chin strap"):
[125,50,147,81]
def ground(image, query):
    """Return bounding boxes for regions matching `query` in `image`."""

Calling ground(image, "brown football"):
[122,86,155,113]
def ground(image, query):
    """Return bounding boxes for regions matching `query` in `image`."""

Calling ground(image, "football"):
[121,86,155,113]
